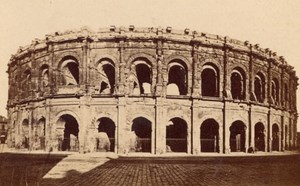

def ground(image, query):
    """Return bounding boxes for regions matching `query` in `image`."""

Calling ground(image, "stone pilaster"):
[267,110,271,152]
[79,96,91,153]
[82,38,88,86]
[192,44,199,97]
[248,45,253,102]
[223,39,228,99]
[30,51,37,99]
[45,100,51,152]
[117,97,127,154]
[281,116,285,151]
[250,108,255,151]
[47,42,55,94]
[28,109,32,150]
[81,39,88,86]
[118,40,125,94]
[191,102,199,154]
[224,103,230,153]
[155,97,166,154]
[156,35,163,96]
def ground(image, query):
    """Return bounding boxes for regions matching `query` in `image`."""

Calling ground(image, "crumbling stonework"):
[6,26,298,154]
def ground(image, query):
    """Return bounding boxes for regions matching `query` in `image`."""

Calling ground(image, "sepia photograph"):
[0,0,300,185]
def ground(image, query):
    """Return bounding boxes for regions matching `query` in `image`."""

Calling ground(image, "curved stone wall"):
[6,26,298,154]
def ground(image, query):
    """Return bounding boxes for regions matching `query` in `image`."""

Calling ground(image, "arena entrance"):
[200,119,219,152]
[230,121,246,152]
[255,122,265,151]
[21,119,29,149]
[34,117,46,150]
[131,117,152,153]
[166,118,187,153]
[272,124,280,151]
[56,114,79,151]
[96,117,116,152]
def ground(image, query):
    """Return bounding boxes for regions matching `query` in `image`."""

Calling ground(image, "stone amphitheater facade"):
[6,26,298,155]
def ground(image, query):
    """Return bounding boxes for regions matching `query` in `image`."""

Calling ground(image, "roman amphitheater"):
[6,26,298,155]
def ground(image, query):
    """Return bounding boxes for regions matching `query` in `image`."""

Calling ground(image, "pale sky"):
[0,0,299,129]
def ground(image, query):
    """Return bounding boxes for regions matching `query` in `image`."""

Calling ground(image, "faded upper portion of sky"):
[0,0,299,128]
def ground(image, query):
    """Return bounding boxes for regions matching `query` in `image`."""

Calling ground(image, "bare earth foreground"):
[0,151,300,186]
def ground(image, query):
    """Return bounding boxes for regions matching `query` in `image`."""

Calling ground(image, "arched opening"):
[200,119,219,152]
[96,117,116,152]
[231,68,246,100]
[230,121,246,152]
[97,60,115,94]
[167,60,187,95]
[128,59,152,95]
[166,117,187,153]
[40,65,49,89]
[24,70,31,86]
[56,114,79,151]
[254,72,265,103]
[255,122,265,151]
[131,117,152,152]
[272,124,280,151]
[21,119,29,149]
[201,64,219,97]
[271,78,279,104]
[22,70,31,98]
[136,62,152,94]
[35,117,46,150]
[61,57,79,85]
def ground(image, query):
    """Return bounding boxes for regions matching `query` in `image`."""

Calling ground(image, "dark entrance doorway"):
[36,117,46,150]
[255,122,265,151]
[131,117,152,152]
[21,119,29,149]
[230,121,246,152]
[200,119,219,152]
[166,118,187,153]
[272,124,280,151]
[57,114,79,151]
[97,117,116,152]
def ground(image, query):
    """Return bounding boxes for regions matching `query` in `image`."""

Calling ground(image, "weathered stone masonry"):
[6,26,298,154]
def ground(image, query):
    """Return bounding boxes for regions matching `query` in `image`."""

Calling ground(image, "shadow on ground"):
[0,153,67,186]
[42,154,300,186]
[1,153,300,186]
